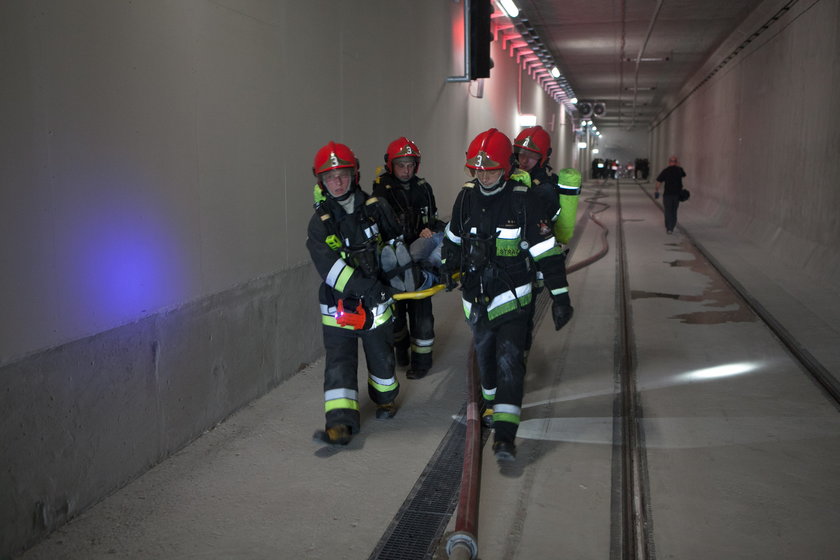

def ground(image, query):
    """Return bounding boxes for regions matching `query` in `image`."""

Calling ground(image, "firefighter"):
[372,137,446,380]
[440,129,574,462]
[512,126,582,352]
[306,141,405,446]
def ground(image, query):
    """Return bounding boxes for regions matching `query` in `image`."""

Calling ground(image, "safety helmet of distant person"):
[513,125,552,167]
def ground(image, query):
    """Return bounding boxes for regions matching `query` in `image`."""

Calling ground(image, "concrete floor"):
[16,182,840,560]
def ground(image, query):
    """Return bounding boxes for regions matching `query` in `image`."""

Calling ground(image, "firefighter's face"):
[517,151,539,172]
[321,168,354,198]
[476,168,503,189]
[392,157,417,182]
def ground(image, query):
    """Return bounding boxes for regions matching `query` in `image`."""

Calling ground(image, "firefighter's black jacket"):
[306,187,402,329]
[371,173,445,245]
[442,177,567,325]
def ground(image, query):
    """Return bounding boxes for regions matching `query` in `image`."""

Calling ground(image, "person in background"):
[654,155,687,234]
[306,141,404,446]
[440,129,574,463]
[372,137,446,380]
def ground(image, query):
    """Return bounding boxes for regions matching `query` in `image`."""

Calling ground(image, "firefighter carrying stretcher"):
[306,141,407,446]
[440,129,575,462]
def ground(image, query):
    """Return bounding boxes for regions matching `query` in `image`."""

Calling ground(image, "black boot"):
[492,439,516,462]
[406,368,429,380]
[375,402,398,419]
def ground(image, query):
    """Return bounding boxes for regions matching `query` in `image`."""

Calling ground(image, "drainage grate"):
[368,404,467,560]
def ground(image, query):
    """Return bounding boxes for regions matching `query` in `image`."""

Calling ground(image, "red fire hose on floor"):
[445,344,482,560]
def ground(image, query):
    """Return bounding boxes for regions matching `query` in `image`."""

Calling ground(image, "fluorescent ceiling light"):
[497,0,519,18]
[577,142,587,149]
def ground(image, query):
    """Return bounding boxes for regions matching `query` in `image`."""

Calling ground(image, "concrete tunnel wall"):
[649,0,840,376]
[0,1,577,555]
[652,0,840,282]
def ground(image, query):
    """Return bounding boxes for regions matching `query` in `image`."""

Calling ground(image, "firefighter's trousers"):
[392,298,435,372]
[470,311,529,444]
[322,322,399,433]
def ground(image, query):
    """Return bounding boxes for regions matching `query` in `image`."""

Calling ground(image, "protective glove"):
[440,241,459,291]
[551,301,574,331]
[654,191,660,199]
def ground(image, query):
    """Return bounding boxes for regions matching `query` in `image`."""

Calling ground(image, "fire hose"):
[445,344,482,560]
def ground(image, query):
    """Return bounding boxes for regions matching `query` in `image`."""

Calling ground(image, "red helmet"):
[514,125,552,166]
[312,141,358,180]
[384,137,421,173]
[465,128,512,175]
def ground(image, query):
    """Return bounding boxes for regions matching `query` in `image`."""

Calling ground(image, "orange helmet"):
[465,128,512,175]
[312,141,358,181]
[384,137,421,173]
[514,125,552,167]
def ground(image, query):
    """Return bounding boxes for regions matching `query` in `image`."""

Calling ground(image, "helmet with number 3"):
[312,141,359,182]
[514,125,552,167]
[465,128,513,176]
[384,137,421,173]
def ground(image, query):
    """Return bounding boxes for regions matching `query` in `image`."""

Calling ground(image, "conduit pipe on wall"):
[631,0,664,129]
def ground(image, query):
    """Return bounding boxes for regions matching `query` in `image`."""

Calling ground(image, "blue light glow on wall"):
[66,182,190,330]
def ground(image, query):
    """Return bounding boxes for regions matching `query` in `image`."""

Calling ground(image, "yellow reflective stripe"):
[321,315,356,329]
[487,284,531,313]
[324,389,359,413]
[369,374,397,388]
[326,258,355,291]
[494,412,521,425]
[411,337,434,354]
[529,237,556,259]
[482,386,496,401]
[551,286,569,296]
[487,293,532,320]
[532,246,562,262]
[463,300,472,319]
[370,305,393,328]
[334,266,354,292]
[320,304,392,330]
[493,403,521,425]
[325,398,359,412]
[368,376,399,393]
